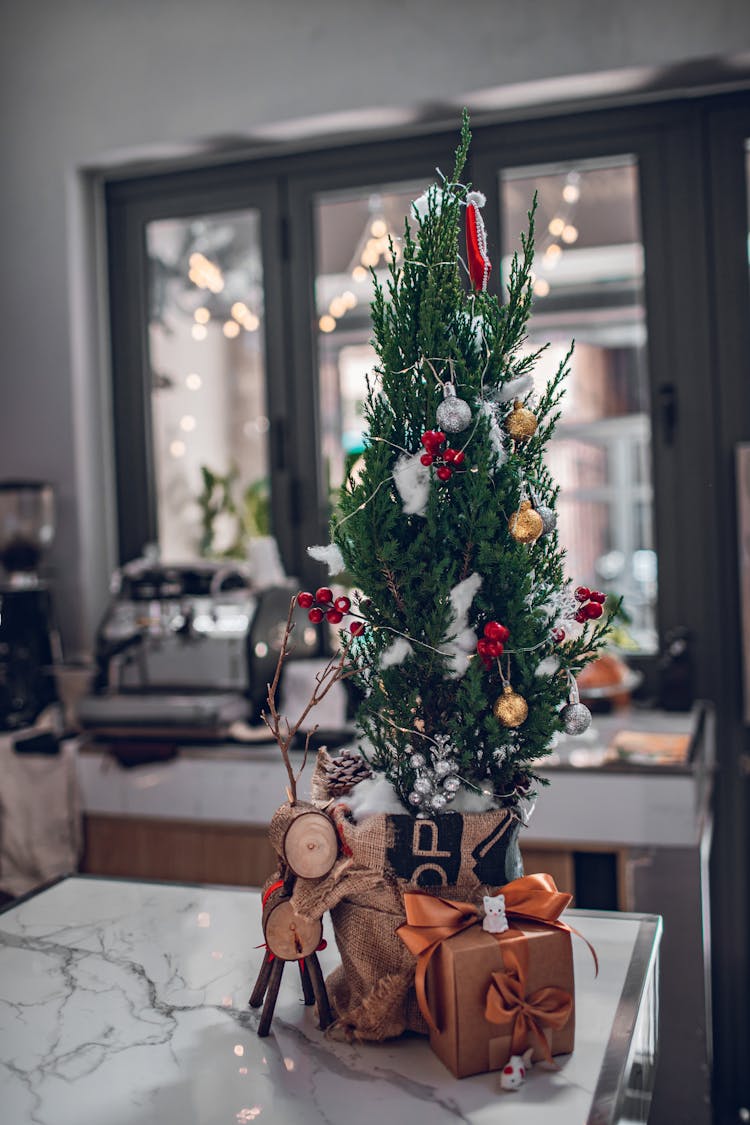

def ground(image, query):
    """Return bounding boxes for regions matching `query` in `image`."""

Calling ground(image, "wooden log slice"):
[269,802,338,879]
[262,886,323,961]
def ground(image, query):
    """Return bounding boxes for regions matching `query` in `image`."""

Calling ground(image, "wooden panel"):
[82,814,277,888]
[522,840,631,910]
[521,846,576,899]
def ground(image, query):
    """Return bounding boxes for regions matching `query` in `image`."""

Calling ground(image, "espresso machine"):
[0,481,60,731]
[78,556,323,740]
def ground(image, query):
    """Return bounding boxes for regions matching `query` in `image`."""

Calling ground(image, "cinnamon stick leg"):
[299,959,315,1005]
[257,958,284,1037]
[249,950,274,1008]
[306,952,333,1029]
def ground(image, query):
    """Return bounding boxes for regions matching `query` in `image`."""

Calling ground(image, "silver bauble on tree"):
[560,701,592,735]
[435,383,472,433]
[537,505,557,536]
[529,488,557,536]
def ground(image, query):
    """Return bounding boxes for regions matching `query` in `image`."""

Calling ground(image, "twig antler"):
[263,596,358,804]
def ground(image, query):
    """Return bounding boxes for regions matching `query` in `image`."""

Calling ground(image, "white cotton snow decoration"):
[466,190,487,209]
[345,772,407,822]
[307,543,346,575]
[380,636,414,668]
[490,373,534,404]
[535,655,560,678]
[450,786,497,813]
[393,451,431,516]
[442,572,482,678]
[478,401,508,469]
[412,185,444,221]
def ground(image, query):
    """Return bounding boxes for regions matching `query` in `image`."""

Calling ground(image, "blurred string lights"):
[317,176,580,329]
[530,171,581,299]
[168,249,265,459]
[318,194,401,334]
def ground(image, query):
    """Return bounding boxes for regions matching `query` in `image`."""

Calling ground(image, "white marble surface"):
[0,877,655,1125]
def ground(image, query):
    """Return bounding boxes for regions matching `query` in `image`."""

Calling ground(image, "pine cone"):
[324,749,373,797]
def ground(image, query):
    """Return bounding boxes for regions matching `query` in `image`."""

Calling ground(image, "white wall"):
[1,0,749,655]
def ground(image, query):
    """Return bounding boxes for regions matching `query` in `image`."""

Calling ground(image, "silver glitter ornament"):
[435,383,472,434]
[537,505,557,536]
[414,776,433,795]
[430,793,447,811]
[408,791,424,806]
[434,759,452,777]
[560,701,592,735]
[443,775,460,793]
[409,752,426,769]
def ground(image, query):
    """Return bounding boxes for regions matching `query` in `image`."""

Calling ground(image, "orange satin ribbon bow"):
[396,873,597,1034]
[484,937,573,1063]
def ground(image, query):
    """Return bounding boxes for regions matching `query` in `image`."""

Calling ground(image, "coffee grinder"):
[0,481,60,730]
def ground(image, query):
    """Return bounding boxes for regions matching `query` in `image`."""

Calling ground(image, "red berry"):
[421,430,442,450]
[483,621,511,643]
[586,602,603,619]
[436,466,452,481]
[574,609,587,623]
[315,587,333,604]
[297,591,314,608]
[420,453,434,466]
[575,586,590,602]
[444,448,457,463]
[434,431,446,446]
[476,638,492,657]
[453,450,465,465]
[486,640,504,659]
[590,590,606,604]
[349,620,365,636]
[334,596,351,613]
[552,627,566,643]
[420,432,434,448]
[308,608,324,623]
[326,609,343,624]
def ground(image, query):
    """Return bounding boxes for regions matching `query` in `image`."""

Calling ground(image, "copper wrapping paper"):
[426,921,575,1078]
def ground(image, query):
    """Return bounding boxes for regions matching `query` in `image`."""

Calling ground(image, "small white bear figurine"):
[482,893,508,934]
[499,1048,534,1092]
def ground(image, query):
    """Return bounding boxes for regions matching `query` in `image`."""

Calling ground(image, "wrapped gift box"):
[426,921,575,1078]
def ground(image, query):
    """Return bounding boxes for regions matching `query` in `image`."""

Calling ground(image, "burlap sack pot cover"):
[287,800,524,1041]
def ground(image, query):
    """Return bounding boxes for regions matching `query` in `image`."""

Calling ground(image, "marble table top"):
[0,877,660,1125]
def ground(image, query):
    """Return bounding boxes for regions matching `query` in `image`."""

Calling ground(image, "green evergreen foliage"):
[330,113,611,812]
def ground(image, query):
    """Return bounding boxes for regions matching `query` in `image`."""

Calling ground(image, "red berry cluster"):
[296,588,366,635]
[476,620,510,668]
[574,586,606,623]
[420,431,466,482]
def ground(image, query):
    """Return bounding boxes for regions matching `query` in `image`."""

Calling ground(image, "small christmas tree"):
[305,113,612,818]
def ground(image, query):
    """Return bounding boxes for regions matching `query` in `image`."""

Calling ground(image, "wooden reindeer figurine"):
[249,596,355,1037]
[249,861,335,1037]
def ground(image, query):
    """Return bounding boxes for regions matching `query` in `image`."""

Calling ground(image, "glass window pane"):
[501,157,656,651]
[314,183,424,492]
[146,212,269,559]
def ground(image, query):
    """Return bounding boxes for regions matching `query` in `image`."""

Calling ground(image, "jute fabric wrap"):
[276,765,522,1042]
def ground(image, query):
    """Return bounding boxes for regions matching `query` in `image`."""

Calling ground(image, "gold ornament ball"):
[509,500,544,543]
[505,399,538,441]
[493,686,529,728]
